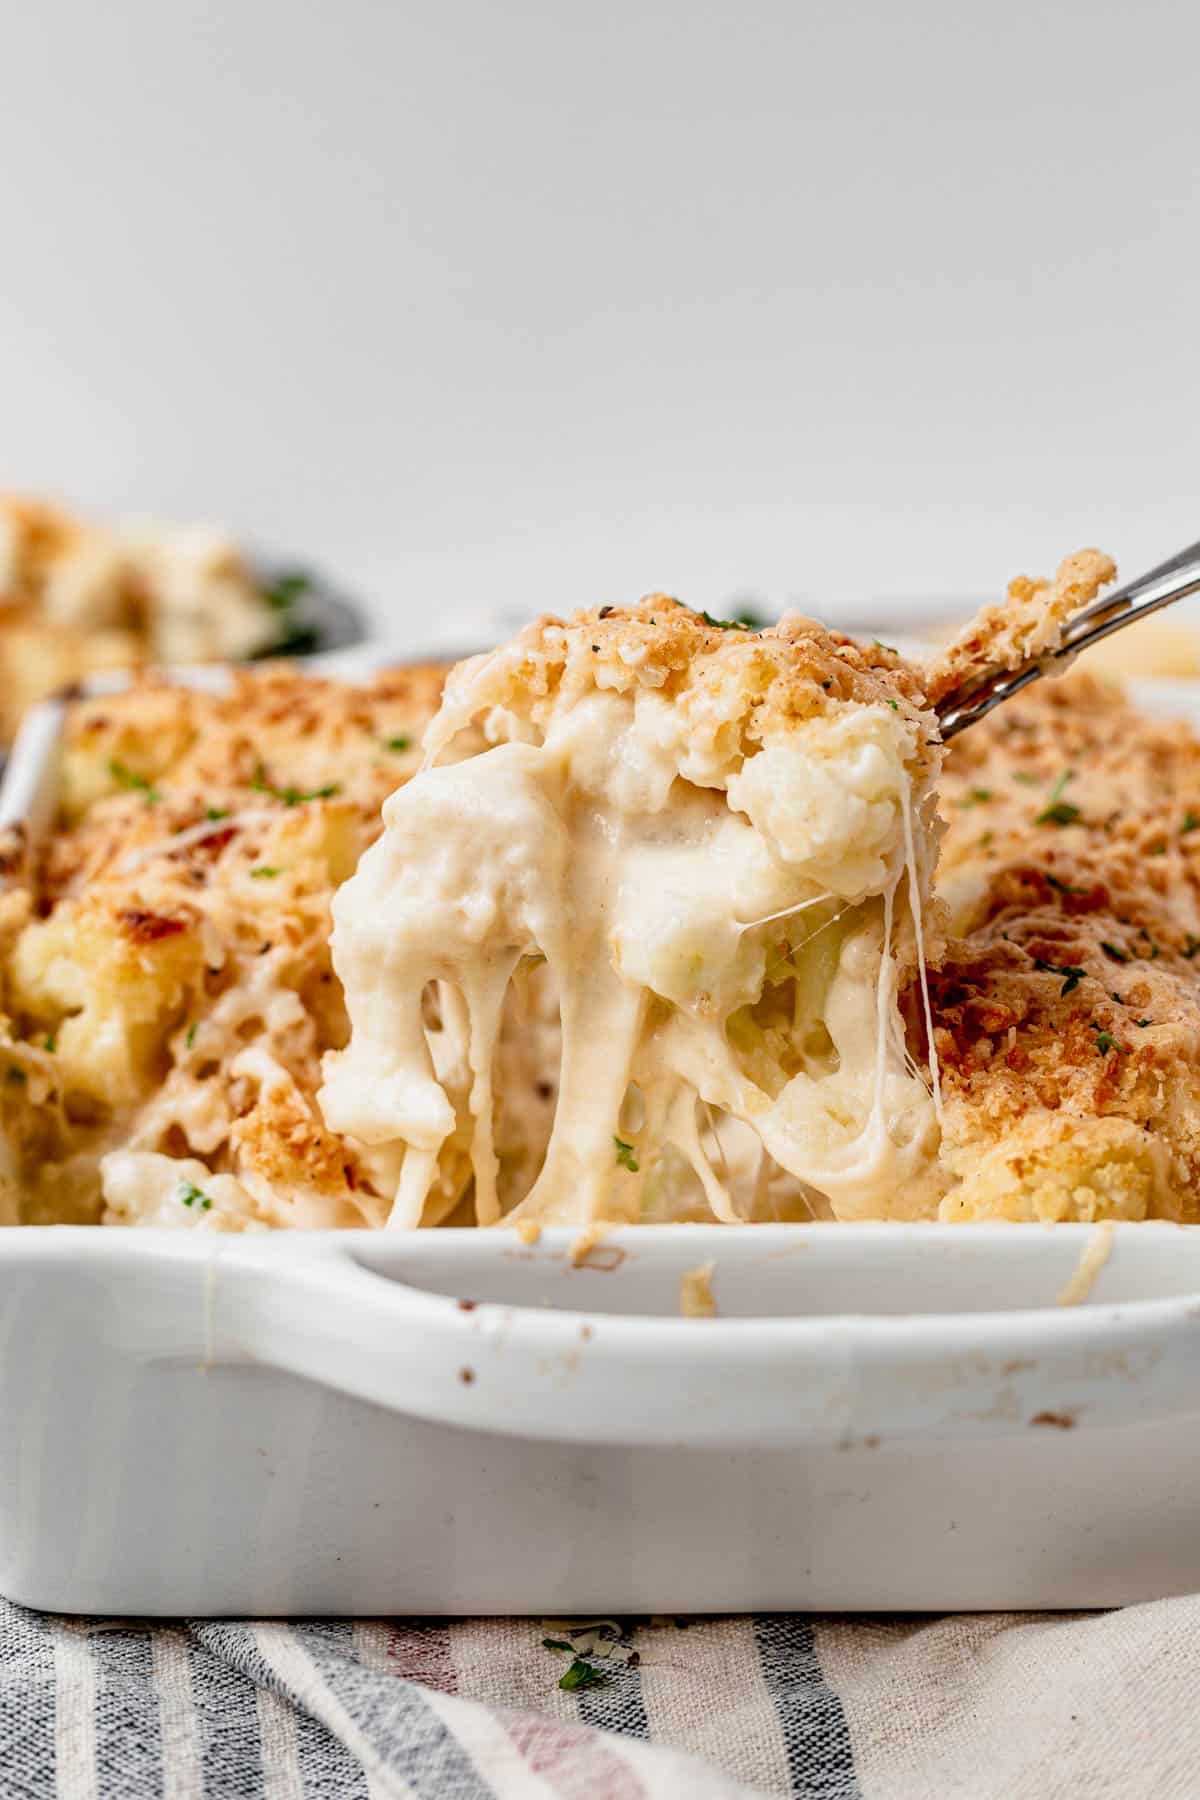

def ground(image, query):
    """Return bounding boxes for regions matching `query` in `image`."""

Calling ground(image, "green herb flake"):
[979,830,994,848]
[558,1657,608,1693]
[44,1034,56,1054]
[542,1637,574,1654]
[250,866,280,880]
[251,763,341,807]
[108,759,161,805]
[1150,842,1168,856]
[205,807,230,822]
[185,1022,197,1050]
[874,639,899,655]
[963,788,993,807]
[385,735,411,753]
[260,570,313,611]
[885,698,899,710]
[1035,772,1080,827]
[176,1180,212,1210]
[1033,957,1087,996]
[1137,1018,1151,1028]
[1183,812,1200,835]
[613,1135,640,1173]
[1089,1022,1124,1056]
[1100,942,1129,963]
[700,610,749,632]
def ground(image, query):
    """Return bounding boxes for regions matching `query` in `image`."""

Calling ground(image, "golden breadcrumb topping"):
[931,666,1200,1220]
[435,592,937,777]
[0,666,448,1227]
[926,548,1117,707]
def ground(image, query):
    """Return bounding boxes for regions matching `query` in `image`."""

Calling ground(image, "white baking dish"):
[5,671,1200,1616]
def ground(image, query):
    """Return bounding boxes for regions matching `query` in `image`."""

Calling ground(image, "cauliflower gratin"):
[0,666,446,1228]
[0,495,307,744]
[4,548,1200,1231]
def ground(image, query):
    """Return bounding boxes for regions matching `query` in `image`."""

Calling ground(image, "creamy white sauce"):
[319,685,941,1226]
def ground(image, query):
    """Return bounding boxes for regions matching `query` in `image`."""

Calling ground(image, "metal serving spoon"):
[935,538,1200,739]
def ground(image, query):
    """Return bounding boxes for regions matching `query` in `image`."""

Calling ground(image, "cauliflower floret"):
[321,597,944,1227]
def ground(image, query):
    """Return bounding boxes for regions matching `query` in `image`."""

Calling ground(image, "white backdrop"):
[2,0,1199,652]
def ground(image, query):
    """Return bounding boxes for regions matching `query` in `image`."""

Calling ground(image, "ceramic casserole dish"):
[3,672,1200,1617]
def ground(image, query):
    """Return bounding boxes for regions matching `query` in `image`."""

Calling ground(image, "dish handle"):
[211,1236,1200,1451]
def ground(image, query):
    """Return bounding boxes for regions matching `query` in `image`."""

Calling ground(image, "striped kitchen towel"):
[7,1599,1200,1798]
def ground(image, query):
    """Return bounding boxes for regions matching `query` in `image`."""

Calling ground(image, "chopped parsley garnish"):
[1033,957,1087,996]
[1044,872,1085,895]
[1100,941,1129,963]
[731,605,766,629]
[1090,1023,1122,1056]
[1138,928,1160,960]
[205,807,230,822]
[385,735,411,753]
[108,759,161,805]
[251,763,341,806]
[1137,1018,1151,1028]
[558,1657,608,1693]
[885,698,899,710]
[1183,812,1200,835]
[259,569,313,611]
[1150,842,1168,856]
[963,787,993,806]
[978,830,994,848]
[700,609,750,631]
[1035,771,1080,826]
[250,866,280,879]
[185,1022,197,1050]
[874,639,899,655]
[44,1034,56,1053]
[176,1180,212,1210]
[613,1135,640,1173]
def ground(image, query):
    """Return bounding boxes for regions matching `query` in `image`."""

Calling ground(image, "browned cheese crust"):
[0,665,447,1226]
[931,667,1200,1220]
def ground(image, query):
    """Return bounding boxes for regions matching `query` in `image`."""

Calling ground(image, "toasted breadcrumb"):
[931,665,1200,1220]
[926,549,1117,707]
[435,592,937,777]
[0,665,448,1227]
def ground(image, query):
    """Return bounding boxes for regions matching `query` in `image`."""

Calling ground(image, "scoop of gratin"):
[320,598,945,1226]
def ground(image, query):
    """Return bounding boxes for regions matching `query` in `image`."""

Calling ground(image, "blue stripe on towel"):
[294,1621,491,1799]
[187,1624,272,1799]
[91,1626,162,1797]
[576,1644,651,1742]
[0,1602,57,1800]
[753,1616,859,1800]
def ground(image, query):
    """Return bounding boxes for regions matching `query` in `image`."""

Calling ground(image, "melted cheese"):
[320,674,943,1227]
